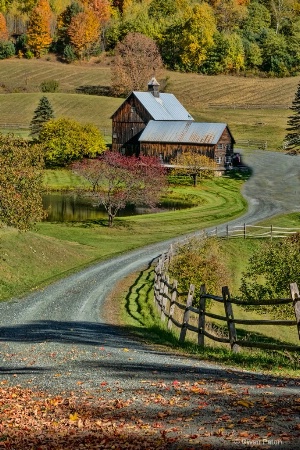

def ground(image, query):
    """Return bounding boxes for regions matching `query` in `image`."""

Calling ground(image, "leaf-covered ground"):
[1,375,299,449]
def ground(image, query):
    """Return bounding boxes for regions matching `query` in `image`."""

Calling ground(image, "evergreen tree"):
[284,82,300,154]
[30,96,54,139]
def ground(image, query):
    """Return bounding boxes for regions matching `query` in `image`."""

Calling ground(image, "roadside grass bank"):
[114,242,300,378]
[0,176,246,301]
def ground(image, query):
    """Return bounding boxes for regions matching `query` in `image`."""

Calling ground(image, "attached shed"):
[111,78,193,155]
[139,121,235,169]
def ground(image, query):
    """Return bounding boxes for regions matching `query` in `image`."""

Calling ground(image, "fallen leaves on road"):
[0,379,299,449]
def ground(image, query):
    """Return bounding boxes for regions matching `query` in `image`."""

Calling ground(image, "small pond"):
[42,192,193,222]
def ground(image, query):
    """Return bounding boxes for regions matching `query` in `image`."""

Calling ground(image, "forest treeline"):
[0,0,300,77]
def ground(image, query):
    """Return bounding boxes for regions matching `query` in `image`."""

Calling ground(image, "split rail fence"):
[196,224,300,240]
[154,246,300,353]
[236,139,268,150]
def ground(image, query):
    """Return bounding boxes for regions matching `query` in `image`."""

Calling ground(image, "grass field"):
[1,174,247,301]
[0,93,120,137]
[0,58,299,149]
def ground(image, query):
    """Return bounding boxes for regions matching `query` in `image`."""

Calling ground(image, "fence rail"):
[236,139,268,149]
[208,103,290,110]
[204,223,300,240]
[0,122,29,129]
[154,245,300,353]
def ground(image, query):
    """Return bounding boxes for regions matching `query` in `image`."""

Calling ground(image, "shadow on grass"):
[75,85,113,96]
[124,261,155,327]
[59,218,133,229]
[225,166,252,181]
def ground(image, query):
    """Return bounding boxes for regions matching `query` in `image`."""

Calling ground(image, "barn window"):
[113,133,117,139]
[215,156,222,164]
[217,143,223,150]
[225,156,232,164]
[225,144,231,151]
[131,107,136,114]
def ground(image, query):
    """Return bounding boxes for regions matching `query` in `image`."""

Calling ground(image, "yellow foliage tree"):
[181,3,217,71]
[67,8,101,59]
[223,32,245,72]
[170,150,217,186]
[0,13,9,41]
[27,0,53,57]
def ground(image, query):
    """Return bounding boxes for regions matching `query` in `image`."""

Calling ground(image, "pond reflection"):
[43,193,131,222]
[42,192,192,222]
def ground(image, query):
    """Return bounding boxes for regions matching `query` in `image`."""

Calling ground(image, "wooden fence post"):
[179,284,195,343]
[198,284,206,347]
[270,224,273,241]
[168,244,173,267]
[168,280,178,330]
[161,275,169,322]
[290,283,300,340]
[153,261,161,308]
[222,286,239,352]
[157,271,165,312]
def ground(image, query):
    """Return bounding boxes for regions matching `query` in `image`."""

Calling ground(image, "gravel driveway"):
[0,150,299,449]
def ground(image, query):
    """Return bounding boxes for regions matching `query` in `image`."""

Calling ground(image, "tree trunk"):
[192,173,197,187]
[108,213,113,227]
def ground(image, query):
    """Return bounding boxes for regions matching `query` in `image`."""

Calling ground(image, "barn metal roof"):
[133,92,194,121]
[139,121,229,144]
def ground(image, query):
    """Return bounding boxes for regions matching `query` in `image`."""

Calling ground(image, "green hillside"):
[0,58,299,149]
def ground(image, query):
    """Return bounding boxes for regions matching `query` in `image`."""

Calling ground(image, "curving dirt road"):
[0,150,299,449]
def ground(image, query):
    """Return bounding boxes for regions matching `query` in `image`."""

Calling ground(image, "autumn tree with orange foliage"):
[27,0,53,57]
[86,0,112,24]
[0,13,9,41]
[67,8,101,59]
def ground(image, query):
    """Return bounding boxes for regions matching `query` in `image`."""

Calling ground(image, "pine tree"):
[284,82,300,154]
[30,96,54,139]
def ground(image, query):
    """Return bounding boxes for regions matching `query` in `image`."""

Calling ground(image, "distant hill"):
[0,57,299,150]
